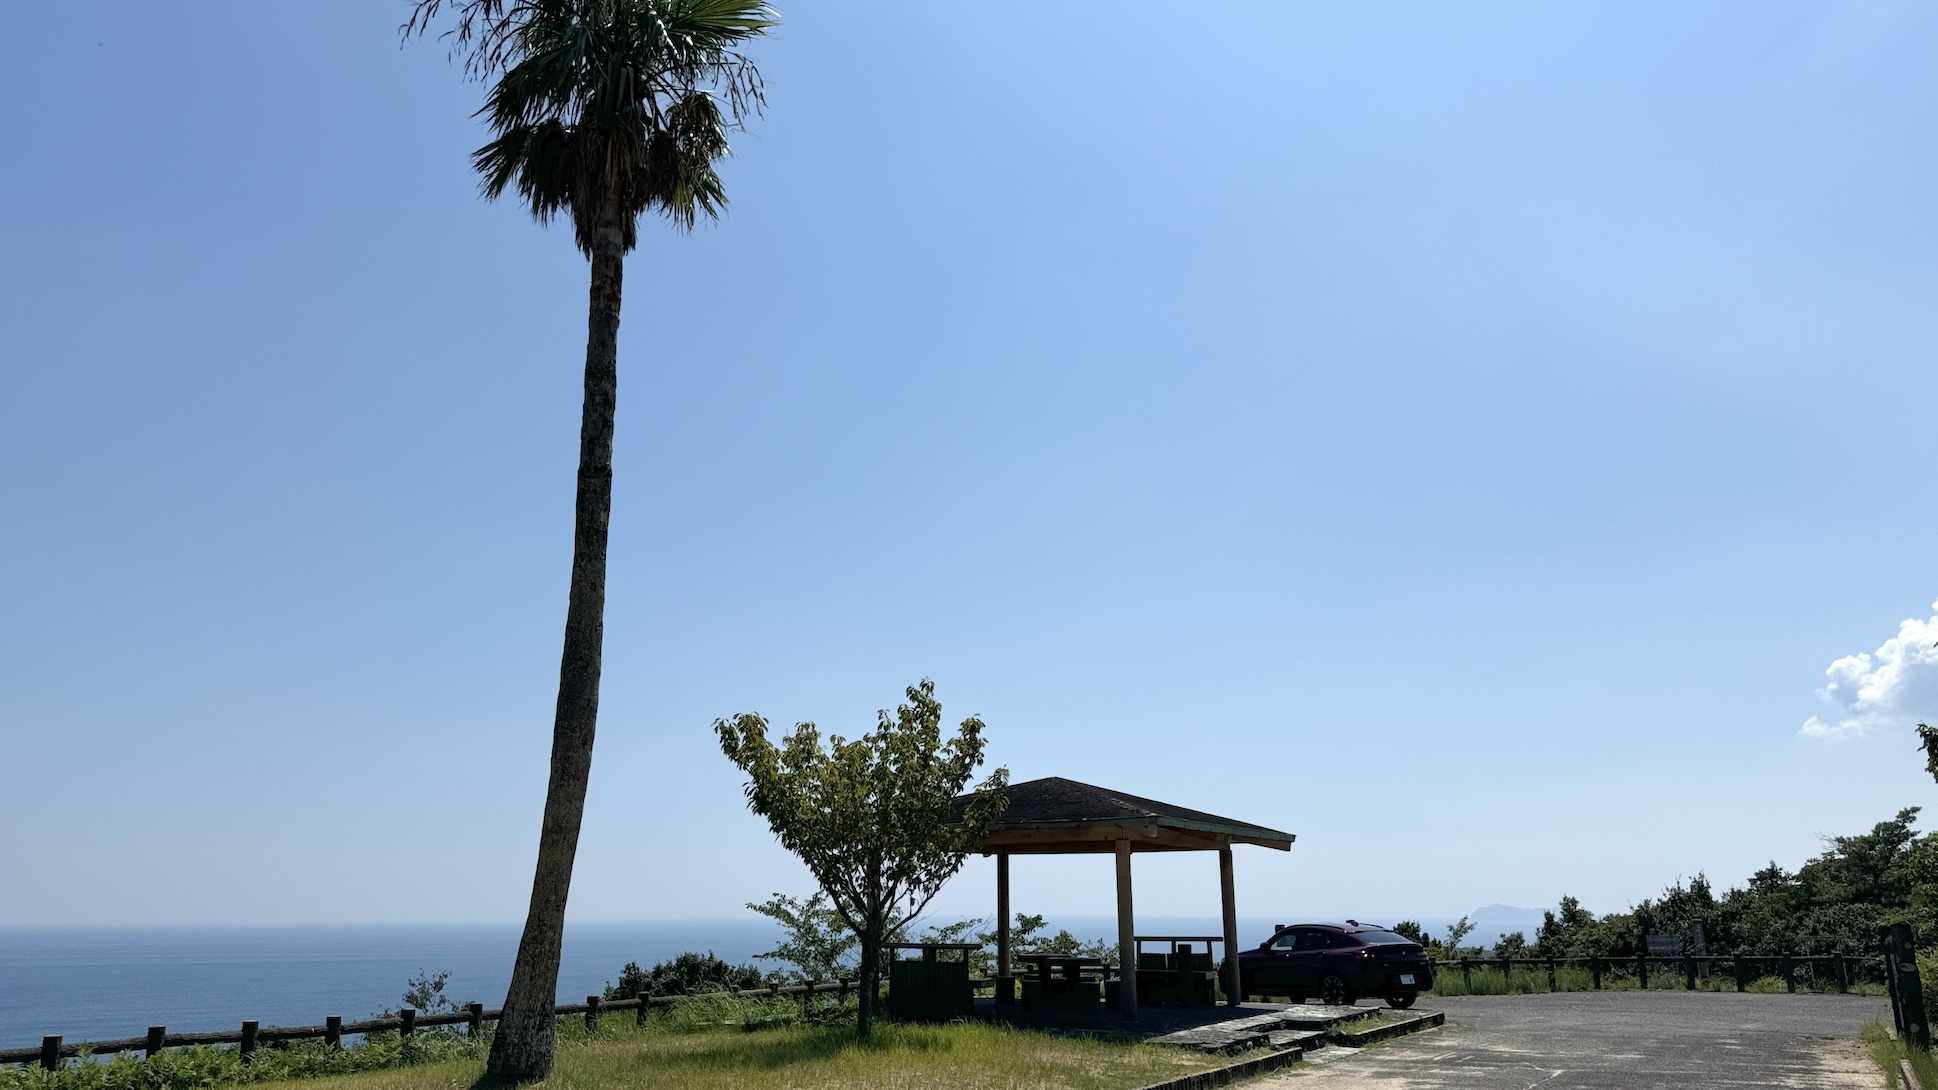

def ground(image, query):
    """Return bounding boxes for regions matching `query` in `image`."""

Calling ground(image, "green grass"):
[1861,1021,1938,1089]
[274,1023,1223,1090]
[3,1004,1232,1090]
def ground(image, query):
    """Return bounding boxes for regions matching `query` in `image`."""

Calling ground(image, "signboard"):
[1645,933,1681,956]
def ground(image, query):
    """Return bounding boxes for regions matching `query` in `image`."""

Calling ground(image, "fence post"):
[40,1037,60,1072]
[241,1021,259,1063]
[1881,923,1931,1051]
[1685,955,1696,991]
[466,1003,484,1037]
[399,1009,416,1038]
[585,995,601,1031]
[1591,958,1602,990]
[1462,960,1472,991]
[146,1027,166,1060]
[1733,956,1745,992]
[1637,952,1648,990]
[1501,956,1512,989]
[325,1016,343,1050]
[839,977,851,1003]
[803,980,818,1019]
[635,991,650,1027]
[1835,953,1848,994]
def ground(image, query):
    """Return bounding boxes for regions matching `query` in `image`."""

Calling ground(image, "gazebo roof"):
[960,776,1296,855]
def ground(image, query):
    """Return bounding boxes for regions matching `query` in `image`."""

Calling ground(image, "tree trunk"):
[856,925,881,1041]
[484,226,625,1085]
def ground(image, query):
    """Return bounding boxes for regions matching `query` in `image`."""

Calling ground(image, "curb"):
[1328,1011,1445,1047]
[1130,1046,1309,1090]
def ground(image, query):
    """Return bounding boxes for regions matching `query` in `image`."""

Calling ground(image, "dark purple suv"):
[1234,921,1434,1008]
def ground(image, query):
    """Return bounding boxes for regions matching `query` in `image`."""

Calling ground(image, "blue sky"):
[3,2,1937,930]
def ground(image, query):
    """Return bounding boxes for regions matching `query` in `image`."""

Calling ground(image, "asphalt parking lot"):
[1259,991,1889,1089]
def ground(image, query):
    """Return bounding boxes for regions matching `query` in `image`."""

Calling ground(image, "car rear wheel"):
[1386,992,1416,1009]
[1319,971,1353,1006]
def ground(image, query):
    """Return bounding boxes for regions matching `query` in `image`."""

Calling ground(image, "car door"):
[1279,929,1328,995]
[1254,928,1302,993]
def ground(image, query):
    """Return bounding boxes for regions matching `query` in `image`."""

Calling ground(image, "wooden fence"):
[1433,953,1886,993]
[2,978,888,1071]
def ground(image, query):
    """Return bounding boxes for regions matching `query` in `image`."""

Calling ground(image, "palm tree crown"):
[471,0,774,255]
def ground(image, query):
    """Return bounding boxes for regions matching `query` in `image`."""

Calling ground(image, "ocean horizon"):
[0,913,1526,1050]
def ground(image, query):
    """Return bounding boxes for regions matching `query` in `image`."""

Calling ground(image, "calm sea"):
[0,922,778,1051]
[0,913,1509,1051]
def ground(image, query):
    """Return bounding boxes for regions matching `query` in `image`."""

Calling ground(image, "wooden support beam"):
[1116,839,1137,1022]
[996,852,1014,1005]
[1219,845,1241,1005]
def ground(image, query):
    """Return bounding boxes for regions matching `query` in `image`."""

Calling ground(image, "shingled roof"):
[957,776,1295,854]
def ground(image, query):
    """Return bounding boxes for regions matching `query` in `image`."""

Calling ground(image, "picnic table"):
[1017,954,1109,1012]
[1133,935,1224,1007]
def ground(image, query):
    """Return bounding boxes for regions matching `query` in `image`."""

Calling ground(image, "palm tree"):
[408,1,773,1082]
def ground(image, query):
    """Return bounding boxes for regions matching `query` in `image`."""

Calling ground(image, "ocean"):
[0,921,778,1052]
[1,913,1523,1051]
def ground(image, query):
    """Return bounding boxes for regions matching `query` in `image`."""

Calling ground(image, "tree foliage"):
[747,890,859,982]
[603,951,771,1000]
[1527,807,1938,961]
[716,680,1008,1038]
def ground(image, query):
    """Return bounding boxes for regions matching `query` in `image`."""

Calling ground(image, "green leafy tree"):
[716,680,1009,1039]
[405,1,773,1081]
[1491,931,1527,959]
[748,891,859,982]
[604,951,770,1000]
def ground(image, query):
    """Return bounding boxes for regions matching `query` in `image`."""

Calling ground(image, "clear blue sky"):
[3,2,1936,930]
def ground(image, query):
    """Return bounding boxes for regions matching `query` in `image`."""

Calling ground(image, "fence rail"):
[2,979,881,1070]
[1431,953,1887,994]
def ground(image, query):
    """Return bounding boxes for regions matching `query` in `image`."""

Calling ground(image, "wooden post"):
[1836,953,1849,994]
[1684,955,1696,991]
[1547,956,1557,991]
[145,1027,166,1060]
[839,977,851,1003]
[634,992,650,1027]
[1882,924,1931,1050]
[1734,956,1745,992]
[1462,959,1472,990]
[399,1009,416,1038]
[1591,958,1602,989]
[1782,955,1795,993]
[996,852,1013,1005]
[1636,952,1648,989]
[467,1002,485,1036]
[40,1037,60,1072]
[240,1020,260,1062]
[1219,845,1242,1006]
[325,1016,342,1050]
[585,995,601,1030]
[1500,955,1512,987]
[1115,839,1137,1021]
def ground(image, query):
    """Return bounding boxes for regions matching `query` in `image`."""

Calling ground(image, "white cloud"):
[1800,600,1938,740]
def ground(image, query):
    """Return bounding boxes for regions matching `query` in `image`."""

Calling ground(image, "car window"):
[1350,930,1416,946]
[1268,930,1299,951]
[1293,930,1331,951]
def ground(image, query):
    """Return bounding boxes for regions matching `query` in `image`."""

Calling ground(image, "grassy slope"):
[1862,1021,1938,1090]
[274,1023,1224,1090]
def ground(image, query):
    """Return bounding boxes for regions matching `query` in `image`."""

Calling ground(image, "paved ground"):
[1256,992,1889,1089]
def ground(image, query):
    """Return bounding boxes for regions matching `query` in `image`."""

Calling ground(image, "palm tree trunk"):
[485,224,625,1085]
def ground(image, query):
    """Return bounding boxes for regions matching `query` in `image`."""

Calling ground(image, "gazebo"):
[959,776,1296,1020]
